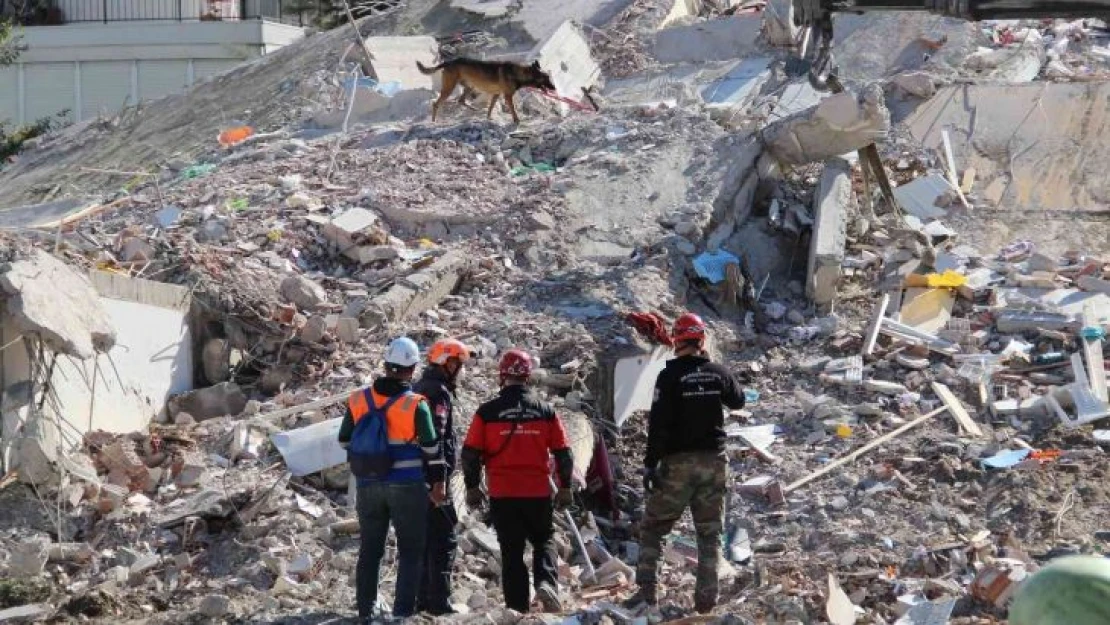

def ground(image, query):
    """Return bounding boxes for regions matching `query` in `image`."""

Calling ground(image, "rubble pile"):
[0,1,1109,624]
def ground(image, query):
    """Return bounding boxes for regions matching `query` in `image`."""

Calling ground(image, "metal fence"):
[7,0,316,25]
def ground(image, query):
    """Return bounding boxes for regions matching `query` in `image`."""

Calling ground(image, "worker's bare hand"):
[429,482,447,506]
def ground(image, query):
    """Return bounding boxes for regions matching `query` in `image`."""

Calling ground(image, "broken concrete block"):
[374,253,468,323]
[119,237,155,262]
[99,439,149,490]
[300,315,328,343]
[806,158,852,305]
[761,85,890,166]
[200,593,232,617]
[260,366,294,394]
[352,245,400,264]
[98,483,128,513]
[531,21,601,115]
[335,317,359,344]
[169,382,248,421]
[466,527,501,557]
[201,338,230,384]
[173,451,207,488]
[9,538,49,577]
[280,274,328,310]
[323,208,382,257]
[890,71,937,98]
[0,249,116,358]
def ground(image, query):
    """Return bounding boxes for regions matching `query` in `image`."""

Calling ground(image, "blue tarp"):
[693,249,741,284]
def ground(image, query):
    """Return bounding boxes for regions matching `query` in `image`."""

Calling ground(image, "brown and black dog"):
[416,57,556,124]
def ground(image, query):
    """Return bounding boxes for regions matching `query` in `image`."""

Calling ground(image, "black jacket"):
[644,354,745,468]
[413,366,458,475]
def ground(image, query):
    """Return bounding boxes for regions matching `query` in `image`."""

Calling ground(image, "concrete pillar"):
[806,158,852,305]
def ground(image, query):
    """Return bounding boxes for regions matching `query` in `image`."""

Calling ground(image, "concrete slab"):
[701,57,773,109]
[906,83,1110,212]
[532,21,601,113]
[770,81,828,120]
[761,85,890,166]
[807,158,852,305]
[375,253,468,323]
[654,15,762,65]
[0,249,115,359]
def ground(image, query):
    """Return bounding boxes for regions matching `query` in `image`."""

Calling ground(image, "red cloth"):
[585,434,617,517]
[626,312,674,346]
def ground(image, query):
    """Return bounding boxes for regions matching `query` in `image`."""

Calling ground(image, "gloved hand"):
[465,487,486,509]
[643,466,660,493]
[554,487,574,510]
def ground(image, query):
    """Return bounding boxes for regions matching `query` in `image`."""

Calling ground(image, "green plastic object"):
[1009,555,1110,625]
[181,164,216,179]
[510,162,556,176]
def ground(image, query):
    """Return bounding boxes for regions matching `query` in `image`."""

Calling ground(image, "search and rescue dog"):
[416,58,556,124]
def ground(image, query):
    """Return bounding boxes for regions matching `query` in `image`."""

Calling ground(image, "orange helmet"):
[672,312,707,344]
[427,338,475,365]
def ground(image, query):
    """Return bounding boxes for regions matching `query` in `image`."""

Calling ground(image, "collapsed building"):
[0,0,1108,623]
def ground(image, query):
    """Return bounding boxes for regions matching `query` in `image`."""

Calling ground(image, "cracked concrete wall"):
[1,271,193,482]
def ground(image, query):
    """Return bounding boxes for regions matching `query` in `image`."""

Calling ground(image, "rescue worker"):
[337,337,447,621]
[461,349,575,614]
[414,337,475,615]
[625,313,746,614]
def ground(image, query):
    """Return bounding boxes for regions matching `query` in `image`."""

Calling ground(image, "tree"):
[0,18,26,65]
[1,18,63,165]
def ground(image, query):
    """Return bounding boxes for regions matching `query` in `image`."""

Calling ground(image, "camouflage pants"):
[636,451,727,606]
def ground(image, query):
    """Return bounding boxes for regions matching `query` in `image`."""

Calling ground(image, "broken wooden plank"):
[932,381,983,437]
[784,406,947,493]
[863,293,890,357]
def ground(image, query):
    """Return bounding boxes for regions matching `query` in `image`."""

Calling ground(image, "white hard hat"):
[384,337,420,368]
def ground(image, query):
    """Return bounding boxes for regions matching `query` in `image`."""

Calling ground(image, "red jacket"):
[461,385,573,498]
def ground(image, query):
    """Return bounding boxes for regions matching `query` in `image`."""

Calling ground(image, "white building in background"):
[0,0,307,125]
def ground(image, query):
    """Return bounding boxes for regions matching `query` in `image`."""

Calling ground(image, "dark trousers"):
[417,501,458,613]
[489,497,558,613]
[356,481,428,618]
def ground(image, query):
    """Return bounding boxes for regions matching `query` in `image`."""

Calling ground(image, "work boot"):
[622,584,657,609]
[536,583,563,612]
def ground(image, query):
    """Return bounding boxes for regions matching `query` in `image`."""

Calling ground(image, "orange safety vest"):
[348,388,427,474]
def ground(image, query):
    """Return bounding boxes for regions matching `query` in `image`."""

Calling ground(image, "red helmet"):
[499,349,534,378]
[672,312,707,343]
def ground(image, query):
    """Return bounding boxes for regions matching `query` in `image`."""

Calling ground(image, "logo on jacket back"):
[348,390,406,479]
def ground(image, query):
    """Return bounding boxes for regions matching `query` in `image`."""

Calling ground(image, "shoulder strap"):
[366,388,405,414]
[485,401,523,461]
